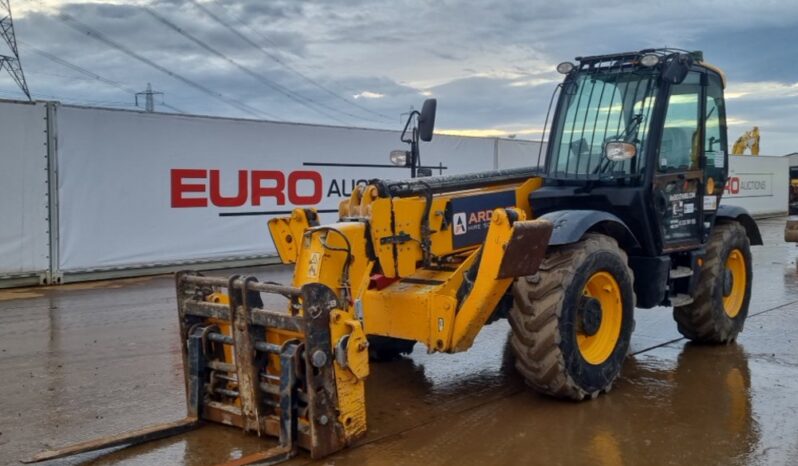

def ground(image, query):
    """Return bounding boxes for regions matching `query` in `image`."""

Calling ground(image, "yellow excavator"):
[731,126,760,155]
[28,49,762,465]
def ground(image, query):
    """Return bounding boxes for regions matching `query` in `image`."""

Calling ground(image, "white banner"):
[56,107,507,271]
[497,138,546,170]
[721,155,788,217]
[0,101,49,277]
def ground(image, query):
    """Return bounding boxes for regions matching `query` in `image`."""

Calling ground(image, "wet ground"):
[1,216,797,466]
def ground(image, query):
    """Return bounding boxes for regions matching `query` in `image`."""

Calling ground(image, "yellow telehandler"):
[29,48,761,465]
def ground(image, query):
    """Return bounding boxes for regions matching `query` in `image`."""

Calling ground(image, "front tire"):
[673,222,752,343]
[509,234,635,400]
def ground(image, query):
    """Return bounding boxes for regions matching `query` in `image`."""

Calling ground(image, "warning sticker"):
[307,252,321,278]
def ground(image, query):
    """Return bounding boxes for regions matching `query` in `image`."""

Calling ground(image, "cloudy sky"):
[2,0,798,154]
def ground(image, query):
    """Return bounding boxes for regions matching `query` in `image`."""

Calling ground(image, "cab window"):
[659,72,701,172]
[704,74,727,183]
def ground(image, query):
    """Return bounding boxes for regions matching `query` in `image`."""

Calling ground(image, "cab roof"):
[573,48,726,88]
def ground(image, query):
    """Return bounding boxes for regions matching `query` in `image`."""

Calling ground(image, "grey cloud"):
[3,0,798,153]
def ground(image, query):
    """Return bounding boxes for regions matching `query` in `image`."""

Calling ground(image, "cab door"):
[652,71,704,252]
[701,73,729,237]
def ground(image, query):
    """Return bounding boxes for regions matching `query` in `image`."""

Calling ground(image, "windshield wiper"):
[597,172,641,182]
[619,113,643,142]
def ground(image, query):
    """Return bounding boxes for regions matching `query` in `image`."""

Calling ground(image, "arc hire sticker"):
[449,190,516,249]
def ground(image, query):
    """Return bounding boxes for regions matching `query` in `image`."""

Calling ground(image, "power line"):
[24,42,186,113]
[144,7,389,126]
[143,7,357,124]
[0,87,135,108]
[0,0,31,100]
[27,44,133,91]
[224,10,284,52]
[56,13,279,120]
[211,10,390,120]
[186,0,394,122]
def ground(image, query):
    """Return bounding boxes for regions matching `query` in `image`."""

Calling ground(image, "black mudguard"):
[716,205,763,245]
[538,209,640,250]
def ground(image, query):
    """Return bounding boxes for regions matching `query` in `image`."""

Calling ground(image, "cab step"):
[669,266,693,279]
[669,293,694,307]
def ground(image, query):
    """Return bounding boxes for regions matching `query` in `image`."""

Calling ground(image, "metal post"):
[45,102,62,285]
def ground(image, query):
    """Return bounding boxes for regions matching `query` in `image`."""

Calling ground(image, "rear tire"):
[509,234,635,400]
[367,335,415,362]
[673,222,752,343]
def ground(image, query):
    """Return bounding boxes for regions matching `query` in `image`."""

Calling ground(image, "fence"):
[0,100,50,286]
[1,100,543,285]
[0,99,787,286]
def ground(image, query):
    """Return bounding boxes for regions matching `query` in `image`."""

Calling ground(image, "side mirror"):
[662,53,693,84]
[604,142,636,161]
[417,167,433,177]
[418,98,437,142]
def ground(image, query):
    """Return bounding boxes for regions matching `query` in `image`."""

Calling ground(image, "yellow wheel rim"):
[723,249,746,318]
[577,271,623,365]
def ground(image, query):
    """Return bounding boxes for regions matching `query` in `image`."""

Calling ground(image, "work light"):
[604,142,637,161]
[390,150,409,166]
[556,62,575,74]
[640,53,660,67]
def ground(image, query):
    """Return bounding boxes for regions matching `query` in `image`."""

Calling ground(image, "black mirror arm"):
[400,110,421,144]
[410,128,419,178]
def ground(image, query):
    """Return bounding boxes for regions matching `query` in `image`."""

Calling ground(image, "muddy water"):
[1,217,797,465]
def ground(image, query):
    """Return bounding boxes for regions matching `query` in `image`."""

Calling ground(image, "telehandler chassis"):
[27,49,761,465]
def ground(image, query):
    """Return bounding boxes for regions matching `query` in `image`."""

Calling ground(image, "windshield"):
[547,70,659,180]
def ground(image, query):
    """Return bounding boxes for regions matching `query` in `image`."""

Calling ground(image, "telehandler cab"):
[30,49,761,465]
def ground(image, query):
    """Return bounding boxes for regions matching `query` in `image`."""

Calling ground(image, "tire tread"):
[509,234,634,400]
[673,222,750,343]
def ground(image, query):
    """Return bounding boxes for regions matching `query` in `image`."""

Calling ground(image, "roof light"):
[640,53,660,67]
[556,62,575,74]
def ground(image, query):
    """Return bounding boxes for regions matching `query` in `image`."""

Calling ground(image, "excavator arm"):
[731,126,760,156]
